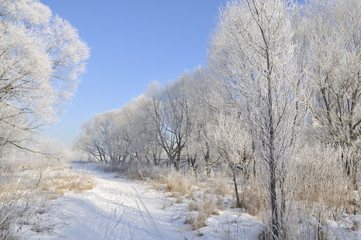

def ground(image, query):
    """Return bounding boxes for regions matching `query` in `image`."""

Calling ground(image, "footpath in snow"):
[25,163,187,240]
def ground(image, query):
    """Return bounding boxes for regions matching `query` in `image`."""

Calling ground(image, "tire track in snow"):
[102,203,126,240]
[100,188,128,240]
[99,179,163,240]
[131,185,164,240]
[34,164,185,240]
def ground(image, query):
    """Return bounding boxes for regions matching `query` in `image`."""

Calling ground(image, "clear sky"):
[40,0,226,147]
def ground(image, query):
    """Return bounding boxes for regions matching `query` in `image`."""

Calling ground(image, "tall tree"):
[182,68,223,174]
[209,0,303,238]
[146,76,192,171]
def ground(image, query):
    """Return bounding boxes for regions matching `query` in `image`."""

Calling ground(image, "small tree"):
[211,110,249,208]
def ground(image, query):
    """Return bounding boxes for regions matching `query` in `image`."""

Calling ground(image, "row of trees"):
[75,0,361,239]
[75,70,221,171]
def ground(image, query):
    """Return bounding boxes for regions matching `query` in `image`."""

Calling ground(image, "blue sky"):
[41,0,226,147]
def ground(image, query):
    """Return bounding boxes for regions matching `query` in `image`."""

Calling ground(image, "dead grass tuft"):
[176,196,183,204]
[351,219,360,231]
[185,212,207,230]
[206,178,232,197]
[160,170,195,195]
[42,175,94,197]
[240,185,265,216]
[290,147,360,219]
[185,194,220,230]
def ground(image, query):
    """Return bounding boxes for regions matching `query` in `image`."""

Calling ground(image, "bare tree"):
[185,68,225,175]
[119,95,163,165]
[0,0,89,151]
[304,0,361,190]
[209,0,303,238]
[75,114,111,163]
[210,110,249,208]
[146,76,192,171]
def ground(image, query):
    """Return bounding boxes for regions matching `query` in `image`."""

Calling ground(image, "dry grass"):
[185,212,208,230]
[125,166,236,231]
[351,219,360,231]
[205,177,233,197]
[289,146,360,220]
[138,167,228,231]
[202,195,218,216]
[42,175,94,196]
[160,170,196,196]
[185,194,220,230]
[0,158,94,239]
[255,145,361,240]
[21,160,95,200]
[216,195,224,209]
[1,160,94,199]
[240,184,265,216]
[176,196,183,204]
[188,200,198,211]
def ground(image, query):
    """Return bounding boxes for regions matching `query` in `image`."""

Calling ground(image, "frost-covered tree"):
[304,0,361,190]
[0,0,89,151]
[209,0,303,238]
[118,95,163,165]
[75,96,164,165]
[185,68,225,174]
[75,113,111,163]
[210,110,249,208]
[146,76,193,171]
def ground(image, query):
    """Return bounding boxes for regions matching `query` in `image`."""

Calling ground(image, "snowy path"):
[27,166,186,240]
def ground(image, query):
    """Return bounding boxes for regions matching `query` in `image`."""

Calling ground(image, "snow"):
[20,163,361,240]
[23,164,187,240]
[193,210,262,240]
[19,162,264,240]
[326,215,361,240]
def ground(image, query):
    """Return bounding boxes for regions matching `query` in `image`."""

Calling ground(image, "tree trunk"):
[206,163,212,177]
[205,147,212,176]
[270,159,279,240]
[252,141,256,178]
[267,57,279,239]
[232,167,241,208]
[280,172,286,239]
[242,148,249,180]
[175,151,181,171]
[352,163,358,191]
[188,154,197,172]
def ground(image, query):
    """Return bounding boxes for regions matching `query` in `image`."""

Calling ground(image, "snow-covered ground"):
[20,163,360,240]
[20,162,262,240]
[22,164,189,240]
